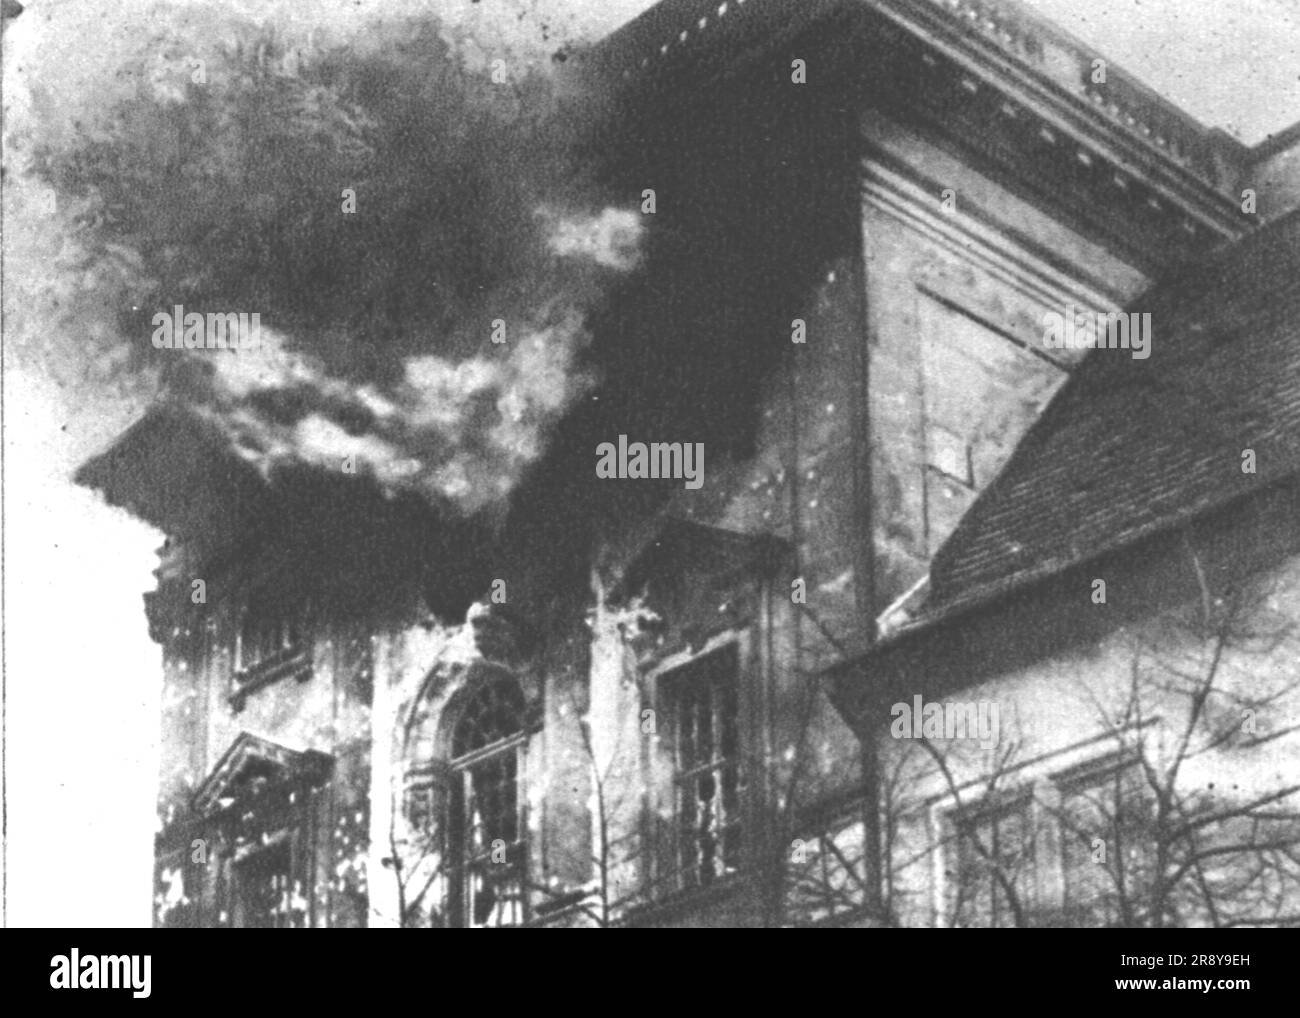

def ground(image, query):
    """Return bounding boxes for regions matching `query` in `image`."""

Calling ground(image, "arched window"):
[447,674,529,927]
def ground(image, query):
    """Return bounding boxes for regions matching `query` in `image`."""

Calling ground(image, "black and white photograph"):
[2,0,1299,966]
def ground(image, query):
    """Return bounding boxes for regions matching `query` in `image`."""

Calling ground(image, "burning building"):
[74,0,1300,928]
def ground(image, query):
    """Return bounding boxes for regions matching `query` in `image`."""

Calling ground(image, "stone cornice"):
[580,0,847,94]
[860,152,1132,322]
[580,0,1258,263]
[884,0,1250,200]
[860,0,1252,263]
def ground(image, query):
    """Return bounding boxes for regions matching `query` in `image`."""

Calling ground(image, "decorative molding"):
[229,645,313,713]
[191,732,333,818]
[581,0,1255,265]
[851,13,1249,269]
[585,0,1249,199]
[907,0,1247,193]
[861,155,1127,334]
[579,0,846,90]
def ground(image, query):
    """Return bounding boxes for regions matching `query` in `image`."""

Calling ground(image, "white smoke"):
[199,207,643,509]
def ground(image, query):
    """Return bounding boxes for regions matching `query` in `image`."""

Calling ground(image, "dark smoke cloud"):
[17,3,640,512]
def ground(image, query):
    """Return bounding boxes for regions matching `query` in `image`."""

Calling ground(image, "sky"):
[1026,0,1300,145]
[2,0,1295,929]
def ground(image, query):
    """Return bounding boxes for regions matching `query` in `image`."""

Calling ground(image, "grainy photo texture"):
[3,0,1299,932]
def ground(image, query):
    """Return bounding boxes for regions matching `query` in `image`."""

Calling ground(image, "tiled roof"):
[927,209,1300,613]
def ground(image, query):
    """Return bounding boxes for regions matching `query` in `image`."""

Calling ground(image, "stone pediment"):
[73,404,272,550]
[191,732,333,817]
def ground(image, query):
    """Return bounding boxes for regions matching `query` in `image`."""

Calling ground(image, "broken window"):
[231,839,299,929]
[236,594,305,672]
[231,591,311,709]
[660,643,743,891]
[448,675,529,928]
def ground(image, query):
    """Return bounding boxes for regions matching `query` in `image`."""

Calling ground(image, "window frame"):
[229,591,313,711]
[213,783,317,929]
[937,789,1039,928]
[922,732,1160,928]
[640,634,749,902]
[443,674,532,929]
[1052,751,1154,927]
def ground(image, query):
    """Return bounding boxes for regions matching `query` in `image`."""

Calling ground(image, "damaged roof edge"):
[73,403,272,545]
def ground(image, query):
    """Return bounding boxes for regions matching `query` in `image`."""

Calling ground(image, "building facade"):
[77,0,1300,927]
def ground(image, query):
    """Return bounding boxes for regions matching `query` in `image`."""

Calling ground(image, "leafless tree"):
[1043,548,1300,928]
[878,538,1300,929]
